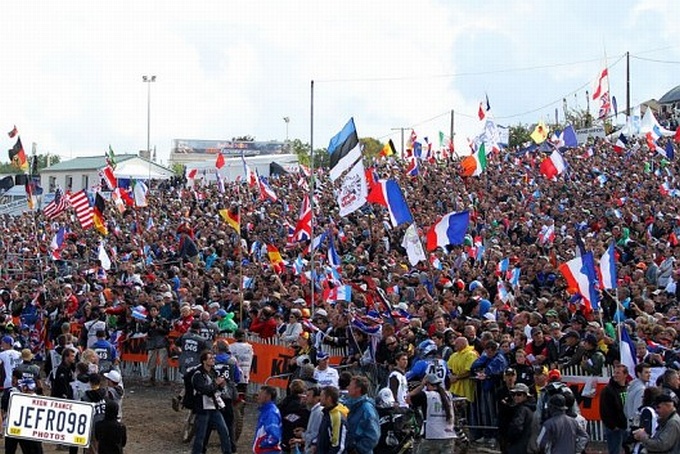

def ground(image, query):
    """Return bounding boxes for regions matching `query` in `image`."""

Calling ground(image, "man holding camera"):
[249,304,278,339]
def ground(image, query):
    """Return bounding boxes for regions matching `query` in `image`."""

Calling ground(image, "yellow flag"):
[531,121,549,144]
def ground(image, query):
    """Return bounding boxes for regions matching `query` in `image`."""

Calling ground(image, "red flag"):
[674,127,680,144]
[215,153,225,169]
[478,103,485,121]
[7,125,17,138]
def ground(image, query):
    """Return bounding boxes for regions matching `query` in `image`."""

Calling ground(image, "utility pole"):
[390,127,408,157]
[626,51,630,118]
[449,110,455,151]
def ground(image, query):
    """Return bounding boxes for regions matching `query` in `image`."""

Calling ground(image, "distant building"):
[169,139,288,165]
[41,154,174,192]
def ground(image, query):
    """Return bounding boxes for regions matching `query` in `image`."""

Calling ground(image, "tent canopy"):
[113,160,173,180]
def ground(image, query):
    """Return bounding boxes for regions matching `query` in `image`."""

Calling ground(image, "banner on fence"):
[120,335,344,388]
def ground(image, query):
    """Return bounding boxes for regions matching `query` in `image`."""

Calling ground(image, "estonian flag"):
[327,118,362,181]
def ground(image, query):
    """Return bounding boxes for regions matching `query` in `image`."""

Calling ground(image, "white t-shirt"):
[0,349,22,388]
[229,341,254,384]
[423,389,456,440]
[314,366,339,388]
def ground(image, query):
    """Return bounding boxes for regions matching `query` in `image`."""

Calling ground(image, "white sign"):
[337,159,367,217]
[5,393,95,447]
[575,126,606,144]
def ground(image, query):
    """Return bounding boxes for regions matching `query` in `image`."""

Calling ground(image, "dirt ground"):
[0,380,609,453]
[1,378,258,453]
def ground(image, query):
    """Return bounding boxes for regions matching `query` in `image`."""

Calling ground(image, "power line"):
[630,55,680,64]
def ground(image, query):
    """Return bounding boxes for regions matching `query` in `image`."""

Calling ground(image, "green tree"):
[170,162,186,176]
[0,153,60,174]
[508,124,532,149]
[360,137,383,160]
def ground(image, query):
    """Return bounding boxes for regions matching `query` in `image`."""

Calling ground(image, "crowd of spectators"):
[0,129,680,452]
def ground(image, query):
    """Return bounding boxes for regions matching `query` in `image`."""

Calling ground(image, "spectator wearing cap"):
[505,383,535,454]
[600,364,629,454]
[408,373,456,452]
[525,326,558,368]
[537,394,589,454]
[558,330,584,367]
[313,350,339,388]
[497,367,519,450]
[470,340,508,445]
[14,348,42,394]
[580,334,606,376]
[633,390,680,451]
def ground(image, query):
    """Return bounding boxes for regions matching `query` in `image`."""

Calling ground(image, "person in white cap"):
[0,335,21,389]
[313,351,339,388]
[408,373,456,453]
[104,370,124,421]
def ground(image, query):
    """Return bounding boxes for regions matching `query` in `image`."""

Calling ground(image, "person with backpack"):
[191,350,232,454]
[173,320,211,412]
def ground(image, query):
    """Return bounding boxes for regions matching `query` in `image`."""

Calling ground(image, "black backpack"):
[182,365,201,410]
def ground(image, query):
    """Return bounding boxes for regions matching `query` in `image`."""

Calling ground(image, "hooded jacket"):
[345,394,380,454]
[600,377,628,430]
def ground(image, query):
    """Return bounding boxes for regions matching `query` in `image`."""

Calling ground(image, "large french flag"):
[599,241,617,290]
[558,252,600,311]
[539,150,567,179]
[367,179,413,227]
[620,325,637,379]
[426,211,470,251]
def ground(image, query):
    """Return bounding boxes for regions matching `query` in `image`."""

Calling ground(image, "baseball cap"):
[216,309,227,318]
[504,367,517,376]
[1,336,13,345]
[103,370,122,383]
[548,369,562,382]
[530,327,543,336]
[564,330,580,339]
[584,334,598,345]
[545,309,559,318]
[316,350,329,361]
[655,391,679,406]
[510,383,530,394]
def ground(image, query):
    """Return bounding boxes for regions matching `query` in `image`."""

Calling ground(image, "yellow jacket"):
[447,345,479,402]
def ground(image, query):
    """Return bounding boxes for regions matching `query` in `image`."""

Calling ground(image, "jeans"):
[604,426,626,454]
[204,401,236,452]
[192,409,232,454]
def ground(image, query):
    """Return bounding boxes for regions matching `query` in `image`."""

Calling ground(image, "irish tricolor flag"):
[460,143,487,177]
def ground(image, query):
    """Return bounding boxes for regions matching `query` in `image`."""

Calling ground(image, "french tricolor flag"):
[539,150,567,179]
[426,211,470,251]
[558,252,600,311]
[599,241,617,290]
[366,179,413,227]
[620,325,637,379]
[323,285,352,303]
[50,227,66,260]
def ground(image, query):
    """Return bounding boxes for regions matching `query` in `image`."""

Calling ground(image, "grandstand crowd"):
[2,129,680,453]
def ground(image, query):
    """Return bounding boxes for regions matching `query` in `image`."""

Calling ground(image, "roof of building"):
[659,85,680,104]
[42,154,137,172]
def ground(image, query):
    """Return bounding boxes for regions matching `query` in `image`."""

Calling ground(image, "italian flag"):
[461,143,487,177]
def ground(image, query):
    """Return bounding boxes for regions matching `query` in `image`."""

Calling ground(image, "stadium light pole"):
[283,117,290,143]
[142,75,156,159]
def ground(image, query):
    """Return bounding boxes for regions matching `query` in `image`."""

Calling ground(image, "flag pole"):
[309,79,315,314]
[237,181,244,328]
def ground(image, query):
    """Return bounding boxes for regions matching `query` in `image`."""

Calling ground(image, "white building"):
[41,154,174,192]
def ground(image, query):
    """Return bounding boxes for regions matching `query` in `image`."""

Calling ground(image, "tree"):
[508,124,532,149]
[360,137,383,160]
[170,162,186,176]
[0,153,60,174]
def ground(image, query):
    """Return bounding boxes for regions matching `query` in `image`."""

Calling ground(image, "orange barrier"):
[119,335,344,388]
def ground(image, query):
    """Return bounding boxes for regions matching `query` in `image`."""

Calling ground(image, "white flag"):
[134,180,148,207]
[98,243,112,270]
[401,223,426,266]
[337,160,367,217]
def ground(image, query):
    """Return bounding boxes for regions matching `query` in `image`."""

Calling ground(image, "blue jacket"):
[345,395,380,454]
[253,400,282,453]
[471,352,508,391]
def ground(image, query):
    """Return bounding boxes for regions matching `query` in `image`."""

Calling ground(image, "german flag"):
[93,192,108,236]
[218,206,240,234]
[8,137,28,172]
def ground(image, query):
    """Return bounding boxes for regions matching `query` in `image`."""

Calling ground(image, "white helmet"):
[376,388,395,408]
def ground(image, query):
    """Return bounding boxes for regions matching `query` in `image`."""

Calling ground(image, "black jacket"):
[600,377,628,430]
[50,362,74,400]
[506,400,536,454]
[191,367,223,412]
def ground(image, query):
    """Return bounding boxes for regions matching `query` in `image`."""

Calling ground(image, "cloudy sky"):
[1,0,678,165]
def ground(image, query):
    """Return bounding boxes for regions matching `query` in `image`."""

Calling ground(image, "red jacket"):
[250,316,277,339]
